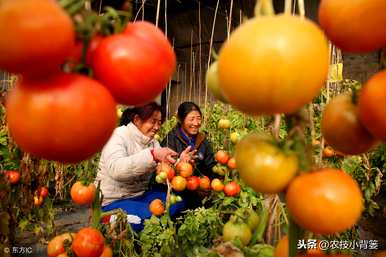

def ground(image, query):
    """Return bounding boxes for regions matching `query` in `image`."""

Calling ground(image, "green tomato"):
[206,61,228,103]
[155,175,164,184]
[246,210,260,232]
[159,171,167,180]
[222,221,252,246]
[176,196,182,202]
[170,195,177,204]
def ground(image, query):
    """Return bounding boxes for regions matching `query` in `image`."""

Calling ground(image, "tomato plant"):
[149,199,165,217]
[286,168,363,235]
[176,162,193,178]
[235,133,298,193]
[186,176,200,191]
[322,93,376,155]
[6,73,117,163]
[0,0,75,75]
[92,21,176,105]
[224,181,241,197]
[318,0,386,53]
[71,227,105,257]
[218,15,329,115]
[70,181,96,206]
[358,70,386,142]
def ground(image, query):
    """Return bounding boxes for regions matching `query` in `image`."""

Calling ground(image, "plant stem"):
[254,0,275,17]
[250,205,269,245]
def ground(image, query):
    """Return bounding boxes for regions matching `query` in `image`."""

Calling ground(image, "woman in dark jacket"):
[162,102,216,209]
[162,102,216,175]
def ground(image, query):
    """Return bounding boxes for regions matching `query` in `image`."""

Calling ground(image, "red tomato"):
[176,162,193,178]
[100,245,113,257]
[227,157,237,169]
[0,0,75,75]
[5,170,20,184]
[199,176,211,190]
[186,176,200,191]
[6,73,117,163]
[71,227,105,257]
[39,186,49,198]
[34,195,44,207]
[92,21,176,105]
[171,176,187,191]
[224,181,241,197]
[70,182,96,206]
[215,150,230,165]
[67,35,104,67]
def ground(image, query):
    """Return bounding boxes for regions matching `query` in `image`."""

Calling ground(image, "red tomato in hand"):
[71,181,96,206]
[171,176,187,191]
[72,227,105,257]
[224,181,241,197]
[6,73,117,163]
[176,162,193,178]
[156,162,175,180]
[0,0,75,75]
[5,170,20,184]
[186,176,200,191]
[92,21,176,105]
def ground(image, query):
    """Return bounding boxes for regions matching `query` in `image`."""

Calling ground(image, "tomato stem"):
[249,207,269,245]
[254,0,275,17]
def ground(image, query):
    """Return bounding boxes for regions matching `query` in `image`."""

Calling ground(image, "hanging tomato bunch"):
[0,0,176,164]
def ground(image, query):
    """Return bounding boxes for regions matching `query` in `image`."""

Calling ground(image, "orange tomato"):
[34,195,44,207]
[215,150,230,165]
[171,176,187,191]
[275,235,288,257]
[0,0,75,75]
[322,94,376,155]
[199,176,211,190]
[227,157,236,169]
[211,178,224,192]
[176,162,193,178]
[286,168,363,235]
[149,199,164,217]
[186,176,200,191]
[358,70,386,142]
[218,15,328,115]
[318,0,386,53]
[47,233,76,257]
[71,227,104,257]
[70,182,96,206]
[224,181,241,197]
[99,245,113,257]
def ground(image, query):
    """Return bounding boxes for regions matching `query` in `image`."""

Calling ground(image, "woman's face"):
[134,111,162,139]
[181,110,202,136]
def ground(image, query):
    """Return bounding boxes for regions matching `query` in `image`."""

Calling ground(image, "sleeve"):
[102,134,157,182]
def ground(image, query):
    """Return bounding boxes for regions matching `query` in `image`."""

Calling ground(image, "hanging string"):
[198,1,202,107]
[155,0,161,27]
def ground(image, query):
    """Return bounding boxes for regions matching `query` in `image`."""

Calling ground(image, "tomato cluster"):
[0,0,176,164]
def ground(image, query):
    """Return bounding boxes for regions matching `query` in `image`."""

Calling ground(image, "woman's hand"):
[179,146,197,164]
[152,147,178,164]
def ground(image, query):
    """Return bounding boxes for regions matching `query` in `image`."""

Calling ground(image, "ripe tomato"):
[186,176,200,191]
[224,181,241,197]
[56,253,68,257]
[70,182,96,206]
[358,70,386,142]
[227,157,236,169]
[275,235,288,257]
[0,0,75,75]
[318,0,386,53]
[199,176,211,190]
[47,233,76,257]
[176,162,193,178]
[322,94,377,155]
[211,178,224,192]
[156,162,175,180]
[93,21,176,105]
[5,170,20,184]
[100,245,113,257]
[72,227,104,257]
[6,73,116,163]
[39,186,49,198]
[149,199,164,216]
[222,221,252,246]
[235,133,298,193]
[171,176,187,191]
[206,62,227,102]
[215,150,229,164]
[286,168,363,235]
[218,15,328,115]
